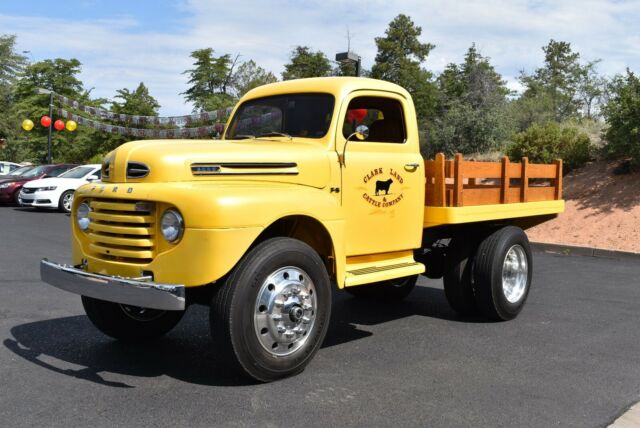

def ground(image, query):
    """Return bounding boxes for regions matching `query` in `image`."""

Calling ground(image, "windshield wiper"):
[233,134,255,140]
[256,131,293,140]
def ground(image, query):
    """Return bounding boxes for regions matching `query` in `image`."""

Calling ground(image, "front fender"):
[73,182,345,286]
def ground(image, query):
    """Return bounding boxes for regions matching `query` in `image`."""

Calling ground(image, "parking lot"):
[1,205,639,427]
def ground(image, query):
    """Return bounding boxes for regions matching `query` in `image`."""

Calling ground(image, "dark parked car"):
[0,164,77,204]
[0,165,34,181]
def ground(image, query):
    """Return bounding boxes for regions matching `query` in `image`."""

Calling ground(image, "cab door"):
[337,91,424,256]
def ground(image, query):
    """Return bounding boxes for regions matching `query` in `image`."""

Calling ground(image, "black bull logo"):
[375,178,393,195]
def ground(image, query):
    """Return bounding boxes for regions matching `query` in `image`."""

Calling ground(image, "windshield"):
[59,166,94,179]
[21,165,48,178]
[9,165,33,176]
[226,93,334,140]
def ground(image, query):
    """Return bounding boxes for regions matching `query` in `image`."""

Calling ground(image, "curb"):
[531,242,640,261]
[608,400,640,427]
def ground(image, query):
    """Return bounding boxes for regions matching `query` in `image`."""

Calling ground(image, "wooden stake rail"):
[424,153,563,207]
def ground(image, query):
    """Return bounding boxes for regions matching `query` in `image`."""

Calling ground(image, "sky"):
[1,0,639,115]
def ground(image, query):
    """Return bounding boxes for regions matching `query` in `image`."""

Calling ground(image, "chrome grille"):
[87,199,155,264]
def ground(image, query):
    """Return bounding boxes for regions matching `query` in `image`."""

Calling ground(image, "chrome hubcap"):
[502,245,528,303]
[254,266,317,356]
[63,193,73,211]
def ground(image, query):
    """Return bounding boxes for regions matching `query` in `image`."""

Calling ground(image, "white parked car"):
[19,164,101,213]
[0,161,21,175]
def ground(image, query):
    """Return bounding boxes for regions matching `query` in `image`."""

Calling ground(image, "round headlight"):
[76,202,91,231]
[160,209,184,243]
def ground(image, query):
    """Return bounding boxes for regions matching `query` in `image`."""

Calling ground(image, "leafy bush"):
[601,70,640,169]
[506,122,591,172]
[86,152,106,164]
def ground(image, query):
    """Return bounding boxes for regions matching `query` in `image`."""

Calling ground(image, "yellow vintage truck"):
[41,77,564,381]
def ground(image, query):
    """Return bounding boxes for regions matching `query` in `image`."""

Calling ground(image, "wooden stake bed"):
[423,153,565,228]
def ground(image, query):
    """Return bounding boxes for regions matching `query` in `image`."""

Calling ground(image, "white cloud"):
[1,0,639,115]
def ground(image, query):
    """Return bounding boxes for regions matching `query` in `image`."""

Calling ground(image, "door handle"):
[404,163,419,171]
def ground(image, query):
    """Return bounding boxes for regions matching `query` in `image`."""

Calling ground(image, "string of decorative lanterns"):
[21,116,77,132]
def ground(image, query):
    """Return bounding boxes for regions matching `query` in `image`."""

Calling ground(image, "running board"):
[344,252,425,287]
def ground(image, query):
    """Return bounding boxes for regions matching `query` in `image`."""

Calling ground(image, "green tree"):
[77,82,163,161]
[111,82,160,116]
[519,39,584,122]
[182,48,238,111]
[232,60,277,97]
[577,60,607,119]
[12,58,98,163]
[16,58,84,98]
[281,46,332,80]
[0,34,27,87]
[0,34,28,161]
[601,70,640,169]
[426,44,513,157]
[370,14,436,119]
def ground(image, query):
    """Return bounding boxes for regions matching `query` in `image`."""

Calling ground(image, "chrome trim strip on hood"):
[191,162,298,176]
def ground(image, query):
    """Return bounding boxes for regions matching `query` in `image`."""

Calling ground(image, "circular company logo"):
[362,167,404,208]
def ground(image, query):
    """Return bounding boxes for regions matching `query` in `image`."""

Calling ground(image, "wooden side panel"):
[423,153,562,209]
[500,156,509,203]
[521,157,529,203]
[527,187,556,202]
[434,154,446,207]
[554,159,563,199]
[528,163,557,178]
[461,161,501,178]
[463,188,501,205]
[424,160,436,206]
[453,153,463,207]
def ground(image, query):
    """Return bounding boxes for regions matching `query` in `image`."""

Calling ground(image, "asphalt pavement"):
[1,205,639,427]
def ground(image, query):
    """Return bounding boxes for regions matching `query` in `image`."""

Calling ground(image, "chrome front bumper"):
[40,259,186,310]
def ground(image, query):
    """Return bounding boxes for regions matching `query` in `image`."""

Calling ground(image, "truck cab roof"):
[242,77,412,102]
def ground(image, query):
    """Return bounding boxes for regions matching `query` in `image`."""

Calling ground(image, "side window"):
[48,167,66,177]
[342,96,406,143]
[0,163,7,174]
[93,169,102,178]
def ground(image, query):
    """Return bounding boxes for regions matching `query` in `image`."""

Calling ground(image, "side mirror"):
[86,174,99,182]
[353,124,369,141]
[340,124,369,166]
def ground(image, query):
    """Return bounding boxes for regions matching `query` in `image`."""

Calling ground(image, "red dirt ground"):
[526,161,640,253]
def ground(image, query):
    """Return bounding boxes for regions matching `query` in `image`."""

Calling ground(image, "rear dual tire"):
[443,226,532,321]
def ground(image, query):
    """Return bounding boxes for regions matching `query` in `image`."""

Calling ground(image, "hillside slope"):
[526,161,640,253]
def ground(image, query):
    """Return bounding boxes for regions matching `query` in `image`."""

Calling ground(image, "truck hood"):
[103,139,332,188]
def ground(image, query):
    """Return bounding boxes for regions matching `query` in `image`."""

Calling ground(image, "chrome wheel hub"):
[254,266,317,356]
[502,245,528,303]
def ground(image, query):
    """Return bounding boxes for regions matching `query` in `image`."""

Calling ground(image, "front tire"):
[473,226,533,321]
[58,190,74,213]
[210,237,331,382]
[345,275,417,301]
[81,296,185,341]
